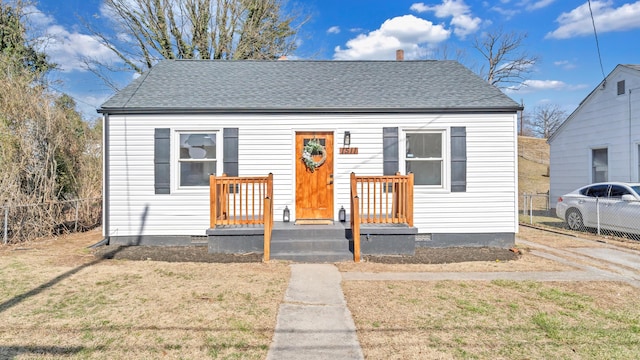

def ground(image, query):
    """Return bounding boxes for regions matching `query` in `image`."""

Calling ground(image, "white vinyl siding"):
[105,113,517,237]
[549,66,640,204]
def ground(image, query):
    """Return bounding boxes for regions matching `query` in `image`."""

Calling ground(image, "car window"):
[631,186,640,196]
[585,184,609,197]
[609,185,631,199]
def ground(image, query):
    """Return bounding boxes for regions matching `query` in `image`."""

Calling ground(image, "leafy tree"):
[86,0,303,83]
[472,28,538,89]
[0,0,53,76]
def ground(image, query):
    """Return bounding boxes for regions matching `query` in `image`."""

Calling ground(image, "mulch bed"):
[94,246,521,264]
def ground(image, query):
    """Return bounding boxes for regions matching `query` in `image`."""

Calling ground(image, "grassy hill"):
[518,136,549,196]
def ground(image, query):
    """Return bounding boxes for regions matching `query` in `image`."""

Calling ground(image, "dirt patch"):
[93,245,520,264]
[93,245,264,263]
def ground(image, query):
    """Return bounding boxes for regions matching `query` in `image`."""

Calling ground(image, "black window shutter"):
[223,128,239,176]
[383,127,399,175]
[451,127,467,192]
[154,128,171,194]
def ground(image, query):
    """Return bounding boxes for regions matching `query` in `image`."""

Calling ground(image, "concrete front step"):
[271,224,347,240]
[270,251,354,263]
[207,221,416,261]
[269,223,353,262]
[270,238,351,253]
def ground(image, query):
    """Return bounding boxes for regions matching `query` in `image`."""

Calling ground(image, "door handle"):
[328,174,334,185]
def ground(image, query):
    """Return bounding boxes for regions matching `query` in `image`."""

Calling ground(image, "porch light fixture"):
[343,131,351,147]
[339,206,346,222]
[283,206,290,222]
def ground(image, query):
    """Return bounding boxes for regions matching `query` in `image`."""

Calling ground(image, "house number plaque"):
[339,147,358,154]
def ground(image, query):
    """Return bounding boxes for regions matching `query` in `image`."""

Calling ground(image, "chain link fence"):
[520,192,640,241]
[2,198,102,244]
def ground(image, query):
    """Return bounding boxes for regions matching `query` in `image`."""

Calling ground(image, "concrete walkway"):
[266,237,640,358]
[266,264,364,360]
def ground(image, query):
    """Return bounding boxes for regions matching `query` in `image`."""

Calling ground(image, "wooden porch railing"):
[350,172,414,226]
[210,174,274,262]
[209,174,274,228]
[350,172,414,262]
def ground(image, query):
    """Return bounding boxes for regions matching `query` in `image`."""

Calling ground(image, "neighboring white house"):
[98,58,521,249]
[549,64,640,204]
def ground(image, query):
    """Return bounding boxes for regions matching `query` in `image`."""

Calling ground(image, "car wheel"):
[566,208,584,230]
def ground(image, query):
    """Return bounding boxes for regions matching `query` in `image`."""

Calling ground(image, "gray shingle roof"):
[621,64,640,72]
[99,60,521,114]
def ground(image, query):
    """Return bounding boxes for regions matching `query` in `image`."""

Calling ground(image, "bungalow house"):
[98,56,522,260]
[549,64,640,204]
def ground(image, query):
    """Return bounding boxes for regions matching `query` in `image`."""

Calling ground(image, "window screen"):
[406,132,443,186]
[592,148,608,183]
[179,133,217,186]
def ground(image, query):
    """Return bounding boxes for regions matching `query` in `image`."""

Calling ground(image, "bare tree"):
[472,28,538,89]
[428,43,467,63]
[85,0,303,80]
[526,104,567,138]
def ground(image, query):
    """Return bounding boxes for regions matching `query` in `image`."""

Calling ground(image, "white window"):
[178,132,217,187]
[405,131,445,186]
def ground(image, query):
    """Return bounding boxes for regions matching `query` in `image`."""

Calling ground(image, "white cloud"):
[333,15,450,60]
[505,79,589,94]
[411,0,483,38]
[521,0,556,11]
[546,0,640,39]
[27,6,120,73]
[553,60,577,70]
[71,91,113,121]
[25,5,56,28]
[488,0,554,19]
[327,26,341,34]
[523,79,567,89]
[491,6,519,19]
[450,14,482,37]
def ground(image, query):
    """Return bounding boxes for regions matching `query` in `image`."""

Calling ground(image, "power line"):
[588,0,606,80]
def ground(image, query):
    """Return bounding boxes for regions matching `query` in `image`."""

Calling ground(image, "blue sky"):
[27,0,640,120]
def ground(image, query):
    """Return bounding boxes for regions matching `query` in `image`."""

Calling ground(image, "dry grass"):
[4,225,640,359]
[0,229,290,359]
[344,280,640,359]
[519,224,640,252]
[336,251,573,273]
[518,136,550,195]
[342,226,640,359]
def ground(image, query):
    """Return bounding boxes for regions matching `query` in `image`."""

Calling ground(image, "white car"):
[556,182,640,236]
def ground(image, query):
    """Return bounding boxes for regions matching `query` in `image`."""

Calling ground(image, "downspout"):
[102,113,110,244]
[629,87,640,182]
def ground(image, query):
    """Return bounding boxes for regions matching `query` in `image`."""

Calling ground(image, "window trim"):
[174,130,221,191]
[591,147,608,183]
[401,128,449,191]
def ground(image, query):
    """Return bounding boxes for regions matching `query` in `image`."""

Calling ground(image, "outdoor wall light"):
[343,131,351,147]
[339,206,346,222]
[283,206,290,222]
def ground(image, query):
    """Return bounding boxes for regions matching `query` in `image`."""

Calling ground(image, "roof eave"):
[98,106,522,115]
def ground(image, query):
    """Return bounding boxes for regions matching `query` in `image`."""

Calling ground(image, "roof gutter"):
[97,106,523,116]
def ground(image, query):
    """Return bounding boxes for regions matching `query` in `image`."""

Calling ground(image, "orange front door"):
[295,132,334,220]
